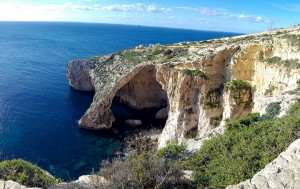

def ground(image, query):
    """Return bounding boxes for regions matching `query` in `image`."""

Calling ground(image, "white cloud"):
[102,3,172,13]
[46,2,101,11]
[177,6,272,23]
[196,7,227,16]
[228,14,271,23]
[176,6,226,15]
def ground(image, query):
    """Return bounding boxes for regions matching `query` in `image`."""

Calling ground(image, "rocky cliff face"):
[67,27,300,148]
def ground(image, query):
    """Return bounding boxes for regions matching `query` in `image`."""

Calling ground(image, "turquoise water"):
[0,21,241,180]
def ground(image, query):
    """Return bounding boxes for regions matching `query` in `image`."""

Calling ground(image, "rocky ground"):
[0,180,40,189]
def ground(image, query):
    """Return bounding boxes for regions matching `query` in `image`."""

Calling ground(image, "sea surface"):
[0,22,241,180]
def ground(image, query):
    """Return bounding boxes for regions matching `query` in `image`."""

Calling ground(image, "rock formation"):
[0,180,41,189]
[67,59,95,91]
[67,26,300,149]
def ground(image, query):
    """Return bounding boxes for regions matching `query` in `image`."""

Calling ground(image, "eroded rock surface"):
[67,26,300,148]
[67,59,95,91]
[0,180,41,189]
[50,175,108,189]
[227,139,300,189]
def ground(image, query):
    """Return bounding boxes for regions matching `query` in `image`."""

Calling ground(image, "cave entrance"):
[110,66,169,136]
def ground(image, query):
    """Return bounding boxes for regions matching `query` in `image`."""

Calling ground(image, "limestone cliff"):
[67,27,300,149]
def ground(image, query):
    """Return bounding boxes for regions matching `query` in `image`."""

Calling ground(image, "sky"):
[0,0,300,33]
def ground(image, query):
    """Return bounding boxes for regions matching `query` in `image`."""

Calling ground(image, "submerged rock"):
[124,119,142,127]
[73,161,88,171]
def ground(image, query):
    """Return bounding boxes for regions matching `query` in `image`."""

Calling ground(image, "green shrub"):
[286,34,300,47]
[160,48,189,62]
[99,152,185,189]
[180,69,209,80]
[157,142,186,160]
[122,51,143,65]
[259,102,281,121]
[224,79,251,91]
[265,56,300,68]
[265,102,281,117]
[0,159,59,188]
[182,102,300,188]
[265,56,282,64]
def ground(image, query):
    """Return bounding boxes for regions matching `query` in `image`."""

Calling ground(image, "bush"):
[182,103,300,188]
[180,69,209,80]
[265,56,282,64]
[99,152,185,189]
[157,142,186,160]
[264,56,300,68]
[0,159,59,188]
[224,79,251,91]
[259,102,281,121]
[265,102,281,117]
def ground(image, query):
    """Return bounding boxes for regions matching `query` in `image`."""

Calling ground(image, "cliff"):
[67,26,300,149]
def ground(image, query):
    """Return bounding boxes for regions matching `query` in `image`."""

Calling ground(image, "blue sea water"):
[0,22,241,180]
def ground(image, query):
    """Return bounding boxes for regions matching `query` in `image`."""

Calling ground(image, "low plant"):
[265,56,300,68]
[182,102,300,188]
[265,56,282,64]
[157,142,187,160]
[99,151,185,189]
[265,102,281,117]
[180,69,209,80]
[224,79,251,91]
[160,47,189,62]
[0,159,60,188]
[121,51,143,65]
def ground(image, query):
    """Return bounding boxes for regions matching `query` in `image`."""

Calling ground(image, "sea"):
[0,21,241,180]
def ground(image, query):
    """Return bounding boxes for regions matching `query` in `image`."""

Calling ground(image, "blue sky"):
[0,0,299,33]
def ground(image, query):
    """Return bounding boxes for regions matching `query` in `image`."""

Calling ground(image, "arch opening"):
[110,66,169,136]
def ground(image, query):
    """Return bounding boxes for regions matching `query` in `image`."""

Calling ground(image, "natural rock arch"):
[111,66,170,128]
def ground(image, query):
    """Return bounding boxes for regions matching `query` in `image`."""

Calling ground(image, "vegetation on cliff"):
[182,101,300,188]
[0,159,60,188]
[265,56,300,68]
[224,79,252,91]
[179,69,209,80]
[96,99,300,189]
[99,152,187,189]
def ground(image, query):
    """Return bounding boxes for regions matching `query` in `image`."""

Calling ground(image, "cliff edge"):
[67,27,300,149]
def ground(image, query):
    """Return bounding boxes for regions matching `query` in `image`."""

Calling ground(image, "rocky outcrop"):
[0,180,40,189]
[67,26,300,148]
[50,175,108,189]
[227,139,300,189]
[67,59,95,91]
